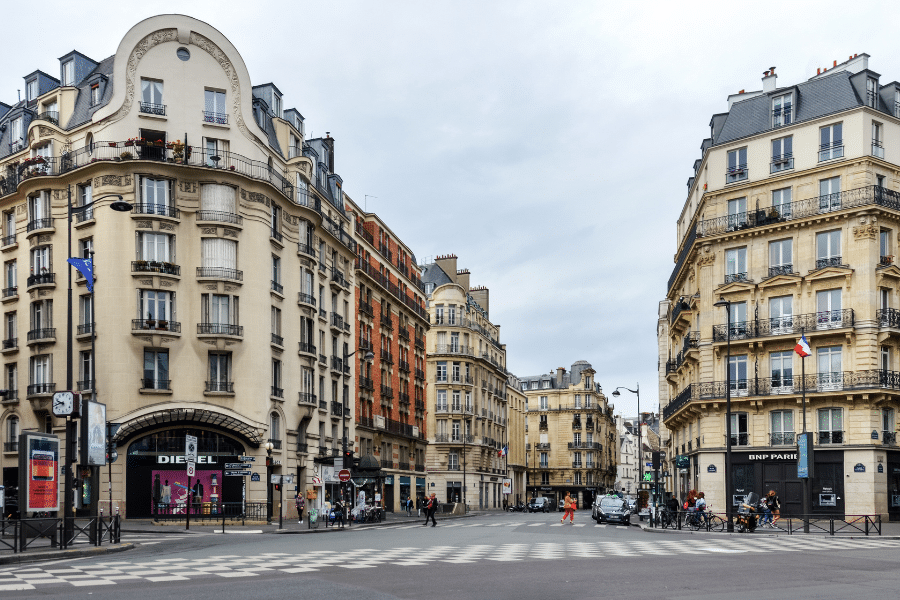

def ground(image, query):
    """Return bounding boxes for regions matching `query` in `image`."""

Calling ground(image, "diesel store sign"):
[157,455,219,464]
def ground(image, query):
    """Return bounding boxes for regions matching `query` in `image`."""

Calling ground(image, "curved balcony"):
[298,342,317,357]
[432,344,474,357]
[132,261,180,277]
[26,327,56,345]
[196,267,243,282]
[27,383,55,397]
[712,309,854,343]
[297,242,316,259]
[132,203,180,220]
[26,272,55,290]
[297,292,316,309]
[132,319,181,334]
[26,218,54,235]
[205,381,234,393]
[298,392,317,406]
[196,210,242,226]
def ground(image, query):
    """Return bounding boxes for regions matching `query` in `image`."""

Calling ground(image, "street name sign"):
[225,470,251,477]
[239,456,255,462]
[224,463,247,469]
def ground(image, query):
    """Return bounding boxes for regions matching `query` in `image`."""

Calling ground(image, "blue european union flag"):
[67,258,94,292]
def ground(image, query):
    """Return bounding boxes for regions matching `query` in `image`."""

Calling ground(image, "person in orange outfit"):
[561,492,575,523]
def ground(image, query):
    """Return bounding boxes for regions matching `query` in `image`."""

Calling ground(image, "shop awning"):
[112,407,263,447]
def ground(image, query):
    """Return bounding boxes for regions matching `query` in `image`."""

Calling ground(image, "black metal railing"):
[197,267,243,281]
[298,342,316,355]
[197,210,242,225]
[770,154,794,173]
[271,386,284,398]
[139,102,166,116]
[360,376,374,391]
[271,333,283,346]
[141,378,171,390]
[132,260,180,275]
[203,111,228,125]
[359,301,374,317]
[729,433,750,446]
[132,202,180,218]
[330,313,344,330]
[724,272,748,284]
[197,323,243,336]
[768,264,793,277]
[75,379,91,390]
[380,349,393,364]
[26,272,55,287]
[712,309,854,342]
[4,441,18,452]
[271,228,283,243]
[726,163,748,183]
[879,308,900,328]
[27,382,55,395]
[332,401,343,416]
[1,286,15,298]
[272,280,283,294]
[298,392,317,405]
[1,234,15,247]
[2,337,16,350]
[331,356,343,372]
[298,292,316,307]
[26,219,53,232]
[298,242,316,257]
[206,381,234,393]
[883,432,897,445]
[665,371,900,421]
[819,142,844,162]
[26,328,55,341]
[771,432,796,446]
[131,319,181,332]
[76,322,94,335]
[818,431,844,444]
[34,110,59,126]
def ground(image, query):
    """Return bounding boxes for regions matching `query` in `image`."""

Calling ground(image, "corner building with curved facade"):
[0,15,360,517]
[660,56,900,519]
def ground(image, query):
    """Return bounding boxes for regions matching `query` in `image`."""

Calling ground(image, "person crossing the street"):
[424,492,438,527]
[561,492,575,524]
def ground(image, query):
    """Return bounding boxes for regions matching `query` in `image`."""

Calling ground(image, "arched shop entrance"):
[125,429,246,518]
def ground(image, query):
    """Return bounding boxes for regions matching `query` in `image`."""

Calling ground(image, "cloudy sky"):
[1,0,895,417]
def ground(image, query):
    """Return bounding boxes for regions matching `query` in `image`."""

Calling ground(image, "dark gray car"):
[527,497,551,513]
[592,496,632,525]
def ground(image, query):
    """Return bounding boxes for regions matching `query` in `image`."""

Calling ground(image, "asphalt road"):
[2,511,900,599]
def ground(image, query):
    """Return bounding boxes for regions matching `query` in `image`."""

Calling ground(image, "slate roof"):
[65,55,115,130]
[421,262,454,290]
[519,360,600,392]
[714,71,862,146]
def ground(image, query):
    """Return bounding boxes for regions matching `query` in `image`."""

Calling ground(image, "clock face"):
[52,391,74,416]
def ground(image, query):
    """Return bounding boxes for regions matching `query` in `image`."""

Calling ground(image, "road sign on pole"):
[339,469,351,482]
[187,461,196,477]
[185,435,198,463]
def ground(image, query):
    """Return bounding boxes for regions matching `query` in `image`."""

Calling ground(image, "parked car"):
[593,495,633,525]
[527,497,551,513]
[558,499,566,512]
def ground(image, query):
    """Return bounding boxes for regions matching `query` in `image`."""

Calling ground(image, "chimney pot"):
[817,68,821,75]
[739,89,744,94]
[834,59,837,67]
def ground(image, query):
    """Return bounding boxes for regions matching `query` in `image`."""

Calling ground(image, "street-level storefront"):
[887,450,900,521]
[125,429,245,518]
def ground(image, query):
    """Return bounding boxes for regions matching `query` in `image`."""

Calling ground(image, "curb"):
[638,523,900,539]
[0,543,134,566]
[269,511,483,534]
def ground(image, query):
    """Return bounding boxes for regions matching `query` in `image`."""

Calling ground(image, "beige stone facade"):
[660,56,900,518]
[421,255,511,509]
[505,374,528,504]
[520,363,617,509]
[0,15,359,518]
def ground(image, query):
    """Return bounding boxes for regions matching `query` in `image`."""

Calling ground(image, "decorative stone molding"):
[225,285,237,292]
[135,221,152,229]
[38,126,54,138]
[201,227,218,235]
[697,255,715,267]
[16,205,26,215]
[93,175,130,188]
[105,28,178,127]
[853,216,878,240]
[240,189,270,206]
[159,223,175,231]
[224,229,238,238]
[138,279,153,286]
[160,280,173,287]
[178,181,197,194]
[205,285,217,291]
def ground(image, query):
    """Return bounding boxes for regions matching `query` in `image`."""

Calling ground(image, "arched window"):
[270,412,281,445]
[6,415,19,450]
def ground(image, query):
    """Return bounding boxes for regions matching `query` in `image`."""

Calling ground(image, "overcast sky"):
[1,0,895,417]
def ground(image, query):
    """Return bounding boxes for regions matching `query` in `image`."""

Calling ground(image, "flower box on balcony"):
[157,320,168,330]
[108,142,117,147]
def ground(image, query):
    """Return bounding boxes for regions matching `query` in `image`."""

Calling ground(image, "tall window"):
[62,60,74,86]
[90,85,101,106]
[818,408,843,444]
[3,211,14,245]
[138,232,173,263]
[540,452,548,468]
[6,416,18,450]
[30,354,51,387]
[768,239,792,275]
[139,290,173,322]
[436,389,447,411]
[202,294,238,326]
[539,396,548,410]
[448,452,459,470]
[818,176,841,212]
[270,411,281,443]
[726,147,748,183]
[817,346,843,390]
[815,230,841,268]
[772,187,792,219]
[436,361,447,382]
[729,412,749,446]
[6,365,16,399]
[882,408,895,442]
[881,229,892,263]
[725,247,747,282]
[140,78,164,113]
[208,352,231,391]
[816,289,842,329]
[771,411,795,445]
[26,80,38,101]
[727,197,747,230]
[4,312,15,345]
[204,89,227,124]
[867,77,878,107]
[78,183,93,220]
[772,93,792,126]
[3,260,14,293]
[204,138,228,167]
[199,184,236,218]
[573,452,582,467]
[272,255,281,291]
[30,299,52,331]
[771,136,793,172]
[201,238,237,273]
[819,123,843,162]
[140,178,172,213]
[271,359,282,397]
[770,351,793,391]
[143,350,169,389]
[728,355,748,396]
[873,121,884,158]
[79,350,93,389]
[28,192,50,225]
[271,204,282,239]
[79,294,93,330]
[769,296,793,334]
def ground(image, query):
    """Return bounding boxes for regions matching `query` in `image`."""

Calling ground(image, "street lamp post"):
[612,384,640,490]
[265,441,274,523]
[63,188,130,538]
[714,298,735,532]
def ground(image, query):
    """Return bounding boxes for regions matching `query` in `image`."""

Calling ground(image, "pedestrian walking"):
[424,492,438,527]
[417,495,422,517]
[295,492,305,524]
[406,497,413,517]
[764,489,781,527]
[561,492,575,524]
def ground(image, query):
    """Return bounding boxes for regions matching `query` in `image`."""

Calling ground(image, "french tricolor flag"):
[794,335,811,357]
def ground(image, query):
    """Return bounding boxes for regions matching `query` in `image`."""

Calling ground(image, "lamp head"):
[713,298,730,308]
[363,351,375,363]
[109,195,133,212]
[611,390,620,397]
[265,442,274,453]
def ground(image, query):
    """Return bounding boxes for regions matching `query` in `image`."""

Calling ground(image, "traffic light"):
[652,451,661,470]
[274,483,281,492]
[344,450,359,469]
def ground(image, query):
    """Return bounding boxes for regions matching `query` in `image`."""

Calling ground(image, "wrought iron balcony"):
[297,292,316,307]
[380,349,393,364]
[724,272,748,284]
[27,383,55,396]
[726,163,748,183]
[268,438,282,450]
[380,313,393,329]
[330,312,344,330]
[197,323,243,336]
[381,385,394,398]
[359,301,374,317]
[359,376,374,391]
[712,309,854,342]
[270,228,283,243]
[768,264,793,277]
[2,337,16,350]
[271,386,284,398]
[815,256,842,269]
[132,319,181,332]
[271,280,283,295]
[26,328,55,342]
[883,432,897,446]
[203,111,228,125]
[1,234,15,247]
[196,267,243,281]
[297,242,316,258]
[26,272,55,288]
[415,336,425,350]
[133,203,180,218]
[770,432,795,446]
[271,333,283,346]
[770,154,794,173]
[34,110,59,126]
[139,102,166,116]
[330,356,343,372]
[415,399,425,410]
[206,381,234,393]
[399,360,411,373]
[415,368,425,380]
[132,261,180,275]
[77,322,94,335]
[197,210,242,225]
[817,431,844,444]
[728,433,750,447]
[2,286,16,298]
[298,342,316,355]
[141,379,170,391]
[298,392,317,406]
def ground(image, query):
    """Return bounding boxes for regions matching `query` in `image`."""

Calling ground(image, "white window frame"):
[772,93,792,127]
[726,147,748,183]
[819,123,844,162]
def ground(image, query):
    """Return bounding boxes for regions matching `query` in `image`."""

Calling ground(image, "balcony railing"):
[196,267,243,281]
[380,349,393,364]
[770,432,796,446]
[34,110,60,126]
[132,319,181,332]
[298,392,317,406]
[1,234,15,247]
[664,371,900,421]
[298,292,316,307]
[724,272,748,284]
[26,328,55,341]
[270,228,283,243]
[883,432,897,446]
[815,256,842,269]
[142,378,170,390]
[770,154,794,173]
[133,203,180,218]
[433,344,473,356]
[768,264,793,277]
[2,337,16,350]
[332,401,343,416]
[26,272,55,287]
[567,442,601,450]
[206,381,234,393]
[726,163,748,183]
[26,218,53,232]
[27,382,55,396]
[132,261,180,275]
[271,386,284,398]
[298,342,316,355]
[268,438,283,450]
[873,140,885,159]
[817,431,844,444]
[139,102,166,116]
[197,323,243,336]
[819,142,844,162]
[1,287,17,299]
[203,111,228,125]
[728,433,750,447]
[415,336,425,349]
[271,333,283,346]
[359,301,374,317]
[415,368,425,380]
[399,360,411,373]
[712,309,854,342]
[331,356,344,372]
[380,313,393,329]
[3,441,17,452]
[197,210,242,225]
[330,313,344,330]
[381,385,394,398]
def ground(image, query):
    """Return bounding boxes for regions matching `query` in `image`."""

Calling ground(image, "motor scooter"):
[735,492,763,533]
[507,501,525,512]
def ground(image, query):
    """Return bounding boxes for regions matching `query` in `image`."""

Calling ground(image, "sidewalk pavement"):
[120,508,489,535]
[639,518,900,538]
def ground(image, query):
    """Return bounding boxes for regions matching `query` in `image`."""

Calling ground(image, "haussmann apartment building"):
[660,54,900,519]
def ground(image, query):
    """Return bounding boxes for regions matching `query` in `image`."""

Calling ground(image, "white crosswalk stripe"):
[1,536,896,589]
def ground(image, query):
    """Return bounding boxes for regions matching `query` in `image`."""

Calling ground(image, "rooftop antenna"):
[365,195,377,211]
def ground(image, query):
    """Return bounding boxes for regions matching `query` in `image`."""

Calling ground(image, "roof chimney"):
[556,367,566,388]
[762,67,777,93]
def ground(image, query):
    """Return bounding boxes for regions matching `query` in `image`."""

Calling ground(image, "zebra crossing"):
[367,521,608,530]
[1,537,898,591]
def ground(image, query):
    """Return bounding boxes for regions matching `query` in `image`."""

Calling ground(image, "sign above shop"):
[157,456,218,464]
[747,453,797,461]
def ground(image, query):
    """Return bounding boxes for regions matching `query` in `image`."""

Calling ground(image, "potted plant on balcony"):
[157,319,169,331]
[119,151,133,161]
[108,142,117,147]
[172,140,185,163]
[134,260,147,271]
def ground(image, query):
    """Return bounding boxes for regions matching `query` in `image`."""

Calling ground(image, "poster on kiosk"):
[18,432,60,513]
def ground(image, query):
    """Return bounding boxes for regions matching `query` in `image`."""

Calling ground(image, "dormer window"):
[272,95,281,118]
[26,80,38,102]
[90,85,100,106]
[867,77,878,108]
[62,61,74,86]
[9,118,24,153]
[772,93,792,127]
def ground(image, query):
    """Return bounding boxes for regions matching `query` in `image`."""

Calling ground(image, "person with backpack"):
[295,492,306,524]
[424,492,438,527]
